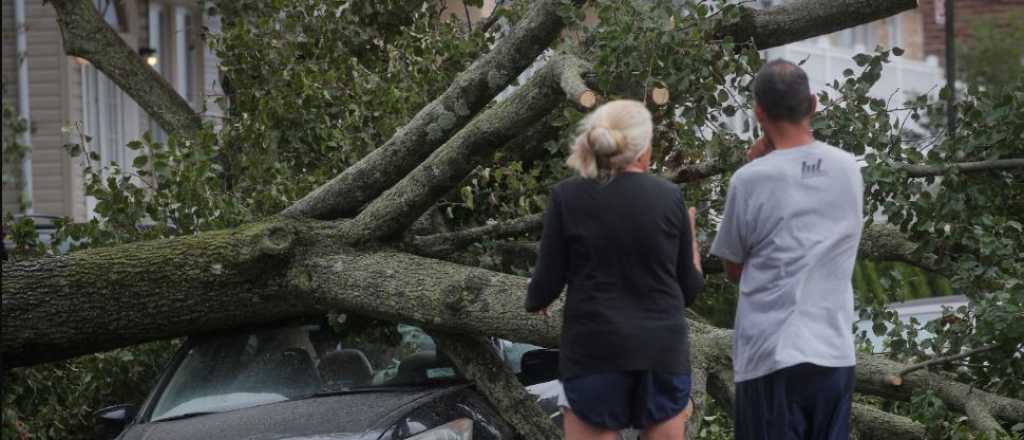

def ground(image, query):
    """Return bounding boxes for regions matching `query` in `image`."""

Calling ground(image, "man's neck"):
[768,123,815,150]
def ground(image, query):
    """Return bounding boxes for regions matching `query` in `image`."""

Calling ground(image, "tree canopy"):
[2,0,1022,438]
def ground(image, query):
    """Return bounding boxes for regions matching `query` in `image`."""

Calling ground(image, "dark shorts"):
[735,363,855,440]
[562,371,691,430]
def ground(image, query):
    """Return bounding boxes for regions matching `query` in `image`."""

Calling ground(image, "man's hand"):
[688,207,702,273]
[532,307,550,317]
[746,136,775,162]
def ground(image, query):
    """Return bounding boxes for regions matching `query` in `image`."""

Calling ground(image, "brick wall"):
[919,0,1024,64]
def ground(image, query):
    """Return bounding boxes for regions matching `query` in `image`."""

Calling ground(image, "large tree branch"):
[665,161,729,184]
[856,352,1023,434]
[898,158,1024,177]
[413,214,945,275]
[281,0,576,220]
[407,213,543,258]
[49,0,202,137]
[6,235,1022,432]
[432,332,561,440]
[884,344,1000,387]
[857,223,944,272]
[705,369,927,440]
[668,157,1024,184]
[347,55,591,241]
[726,0,919,50]
[1,221,318,367]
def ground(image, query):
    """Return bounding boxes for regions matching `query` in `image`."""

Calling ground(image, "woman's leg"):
[638,400,691,440]
[564,408,620,440]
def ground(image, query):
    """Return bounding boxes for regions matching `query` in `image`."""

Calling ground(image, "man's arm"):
[725,260,743,284]
[710,175,749,284]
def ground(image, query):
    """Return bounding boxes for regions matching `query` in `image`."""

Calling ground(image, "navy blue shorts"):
[735,363,854,440]
[562,371,691,430]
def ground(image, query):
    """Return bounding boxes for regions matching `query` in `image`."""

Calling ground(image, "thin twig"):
[884,344,999,386]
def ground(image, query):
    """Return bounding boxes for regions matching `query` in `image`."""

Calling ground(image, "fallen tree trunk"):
[1,221,319,367]
[6,235,1023,433]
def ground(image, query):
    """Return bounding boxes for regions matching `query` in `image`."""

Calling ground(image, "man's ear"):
[809,94,818,114]
[754,103,767,125]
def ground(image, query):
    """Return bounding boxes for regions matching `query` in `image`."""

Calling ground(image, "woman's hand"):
[532,307,550,317]
[689,207,702,273]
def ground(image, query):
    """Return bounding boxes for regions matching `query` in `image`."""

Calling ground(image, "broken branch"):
[884,344,1000,387]
[408,213,543,258]
[725,0,919,50]
[347,55,591,241]
[432,332,561,440]
[899,158,1024,177]
[49,0,202,137]
[558,61,597,109]
[282,0,575,220]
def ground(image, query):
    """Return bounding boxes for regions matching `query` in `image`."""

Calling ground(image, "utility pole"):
[945,0,956,134]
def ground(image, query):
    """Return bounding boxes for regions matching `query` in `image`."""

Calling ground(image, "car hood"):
[120,387,462,440]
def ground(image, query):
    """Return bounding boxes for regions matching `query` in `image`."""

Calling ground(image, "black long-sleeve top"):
[526,173,704,379]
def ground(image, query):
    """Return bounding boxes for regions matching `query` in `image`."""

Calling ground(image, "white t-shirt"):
[710,141,863,382]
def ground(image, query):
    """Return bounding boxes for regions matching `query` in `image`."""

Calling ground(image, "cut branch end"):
[650,86,671,106]
[577,90,598,108]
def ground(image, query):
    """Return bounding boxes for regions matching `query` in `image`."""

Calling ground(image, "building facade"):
[2,0,222,221]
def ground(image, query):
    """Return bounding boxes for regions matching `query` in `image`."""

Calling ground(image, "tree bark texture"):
[432,333,561,440]
[1,221,318,367]
[6,231,1024,433]
[347,56,591,241]
[726,0,918,50]
[14,0,1024,437]
[669,156,1024,184]
[281,0,575,220]
[50,0,202,137]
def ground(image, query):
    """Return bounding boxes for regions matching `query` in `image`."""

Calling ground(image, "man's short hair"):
[752,59,813,123]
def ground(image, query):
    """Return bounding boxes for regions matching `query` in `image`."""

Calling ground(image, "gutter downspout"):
[14,0,34,214]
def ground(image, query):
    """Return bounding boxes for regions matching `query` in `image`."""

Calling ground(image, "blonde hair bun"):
[588,127,625,156]
[566,100,653,179]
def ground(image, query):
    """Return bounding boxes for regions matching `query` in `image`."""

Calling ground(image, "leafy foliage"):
[957,11,1024,93]
[2,81,30,214]
[2,341,176,440]
[3,0,1022,438]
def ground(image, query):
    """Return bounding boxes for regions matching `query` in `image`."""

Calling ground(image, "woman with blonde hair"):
[527,100,704,439]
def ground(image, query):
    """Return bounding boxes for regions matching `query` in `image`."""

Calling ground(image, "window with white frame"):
[82,1,140,217]
[146,1,202,141]
[82,66,128,169]
[837,16,901,51]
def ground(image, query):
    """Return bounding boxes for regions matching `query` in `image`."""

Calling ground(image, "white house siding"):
[2,0,20,216]
[22,1,70,218]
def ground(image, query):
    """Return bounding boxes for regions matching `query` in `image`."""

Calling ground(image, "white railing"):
[763,40,944,107]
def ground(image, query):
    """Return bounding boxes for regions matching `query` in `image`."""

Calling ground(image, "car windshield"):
[149,316,464,421]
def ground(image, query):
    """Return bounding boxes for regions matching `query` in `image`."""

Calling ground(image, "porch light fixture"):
[139,47,158,67]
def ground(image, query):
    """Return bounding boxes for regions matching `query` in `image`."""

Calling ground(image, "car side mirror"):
[518,349,559,386]
[94,404,136,440]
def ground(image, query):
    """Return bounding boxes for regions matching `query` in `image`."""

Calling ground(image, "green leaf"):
[132,155,150,169]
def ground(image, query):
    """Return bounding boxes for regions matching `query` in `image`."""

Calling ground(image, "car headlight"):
[405,418,473,440]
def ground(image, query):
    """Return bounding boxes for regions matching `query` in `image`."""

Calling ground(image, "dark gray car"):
[96,316,564,440]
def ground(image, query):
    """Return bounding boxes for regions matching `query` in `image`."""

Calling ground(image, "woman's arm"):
[525,190,568,313]
[677,204,705,307]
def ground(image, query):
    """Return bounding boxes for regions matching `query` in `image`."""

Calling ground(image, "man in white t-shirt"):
[710,59,864,440]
